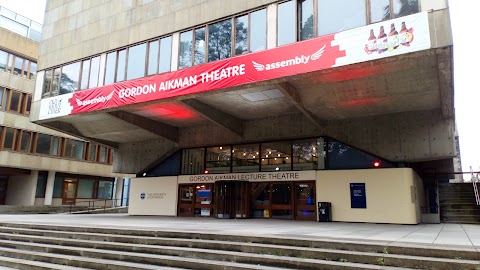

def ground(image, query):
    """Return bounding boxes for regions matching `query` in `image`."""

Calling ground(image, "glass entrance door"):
[295,182,316,220]
[62,179,77,205]
[215,181,249,219]
[0,176,8,205]
[178,185,194,217]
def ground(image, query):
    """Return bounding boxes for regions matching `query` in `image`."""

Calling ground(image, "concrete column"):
[43,171,56,205]
[33,70,44,101]
[266,3,277,49]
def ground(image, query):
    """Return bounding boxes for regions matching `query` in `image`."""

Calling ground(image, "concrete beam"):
[181,99,244,137]
[437,48,454,118]
[45,121,119,148]
[108,111,178,143]
[276,82,322,129]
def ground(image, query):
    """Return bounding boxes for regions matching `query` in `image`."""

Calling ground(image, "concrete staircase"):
[0,223,479,270]
[439,183,480,224]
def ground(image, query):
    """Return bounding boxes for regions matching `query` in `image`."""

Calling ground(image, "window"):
[206,146,231,173]
[0,50,7,70]
[42,69,52,97]
[18,130,32,152]
[2,127,16,149]
[235,15,248,55]
[98,181,113,199]
[35,174,48,198]
[194,27,206,65]
[299,0,314,41]
[261,141,292,172]
[278,1,296,46]
[7,90,21,113]
[208,19,232,62]
[80,59,90,90]
[147,40,159,76]
[88,142,97,161]
[0,87,5,109]
[393,0,419,18]
[22,59,30,78]
[73,140,85,160]
[64,139,73,157]
[126,43,147,80]
[232,144,259,173]
[50,137,60,156]
[182,148,205,175]
[13,56,23,76]
[52,177,63,198]
[89,56,100,88]
[99,145,107,163]
[77,179,94,198]
[250,9,267,52]
[29,62,37,80]
[35,133,52,154]
[318,0,366,36]
[116,49,126,82]
[293,138,324,170]
[179,30,193,69]
[104,52,116,85]
[52,68,61,96]
[326,139,394,169]
[159,36,172,73]
[60,62,80,94]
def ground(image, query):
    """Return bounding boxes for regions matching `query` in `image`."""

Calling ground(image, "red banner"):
[68,34,343,114]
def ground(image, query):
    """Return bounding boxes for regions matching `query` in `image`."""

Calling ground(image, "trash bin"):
[318,202,332,222]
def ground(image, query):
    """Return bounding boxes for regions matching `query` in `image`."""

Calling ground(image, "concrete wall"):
[0,72,36,94]
[0,27,39,59]
[316,168,421,224]
[5,171,38,206]
[129,176,177,216]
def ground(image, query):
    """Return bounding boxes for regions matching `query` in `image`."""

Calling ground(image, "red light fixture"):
[373,161,381,167]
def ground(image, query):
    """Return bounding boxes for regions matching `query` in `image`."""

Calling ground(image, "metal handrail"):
[68,198,129,214]
[471,167,480,206]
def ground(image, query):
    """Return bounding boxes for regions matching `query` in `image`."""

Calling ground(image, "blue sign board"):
[350,183,366,209]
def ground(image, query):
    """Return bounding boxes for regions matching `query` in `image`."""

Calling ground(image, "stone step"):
[0,255,93,270]
[0,238,419,270]
[0,223,478,261]
[0,226,478,270]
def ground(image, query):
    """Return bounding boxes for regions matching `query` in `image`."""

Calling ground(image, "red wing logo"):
[251,45,326,71]
[76,98,82,106]
[252,61,265,71]
[311,45,326,60]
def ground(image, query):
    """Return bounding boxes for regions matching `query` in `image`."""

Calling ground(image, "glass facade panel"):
[77,179,94,198]
[250,9,266,52]
[64,139,73,157]
[393,0,419,18]
[35,174,47,197]
[73,141,85,159]
[235,15,248,55]
[272,183,292,204]
[261,141,291,172]
[99,146,107,162]
[53,177,63,198]
[293,138,324,170]
[147,40,159,75]
[25,95,32,114]
[179,31,193,69]
[98,181,113,199]
[89,56,100,88]
[208,19,232,62]
[318,0,366,36]
[35,133,51,154]
[13,56,23,75]
[159,36,172,73]
[251,183,270,218]
[232,144,259,173]
[206,146,231,173]
[0,87,4,109]
[4,128,15,149]
[299,0,314,41]
[182,148,205,175]
[116,49,126,82]
[0,50,7,70]
[326,139,394,169]
[89,143,97,161]
[22,59,29,78]
[20,131,31,151]
[104,52,116,85]
[80,59,90,90]
[60,62,80,94]
[29,62,37,79]
[50,137,59,155]
[52,68,61,96]
[194,27,206,65]
[126,43,147,80]
[42,69,52,97]
[9,91,20,112]
[370,0,390,23]
[278,1,296,46]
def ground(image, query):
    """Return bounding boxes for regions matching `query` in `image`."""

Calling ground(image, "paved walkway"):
[1,214,480,250]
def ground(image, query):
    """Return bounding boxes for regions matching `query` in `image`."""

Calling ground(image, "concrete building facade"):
[0,6,127,209]
[31,0,454,223]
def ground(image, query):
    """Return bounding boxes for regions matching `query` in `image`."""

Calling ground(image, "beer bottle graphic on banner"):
[367,29,377,52]
[388,23,399,50]
[377,26,387,52]
[399,22,409,45]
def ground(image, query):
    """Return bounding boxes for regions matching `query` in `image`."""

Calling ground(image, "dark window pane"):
[22,59,29,78]
[250,9,267,52]
[251,183,270,218]
[51,68,61,96]
[326,139,395,169]
[181,148,205,175]
[272,183,292,205]
[235,15,248,55]
[393,0,419,18]
[35,134,51,154]
[104,52,116,85]
[99,146,107,162]
[35,175,47,197]
[8,91,21,112]
[278,1,296,46]
[60,62,80,94]
[50,137,59,155]
[116,50,126,82]
[80,59,90,90]
[3,128,15,149]
[53,177,63,198]
[232,144,259,173]
[0,87,4,109]
[318,0,366,36]
[73,141,85,159]
[293,138,325,170]
[371,0,390,23]
[98,181,113,199]
[159,36,172,73]
[299,0,314,41]
[42,69,52,97]
[25,95,32,115]
[20,131,31,151]
[261,141,291,172]
[206,146,231,173]
[13,56,23,76]
[89,56,100,88]
[179,31,193,69]
[89,143,97,161]
[0,50,7,70]
[126,43,147,80]
[208,19,232,62]
[77,179,94,198]
[147,40,159,75]
[29,62,37,80]
[64,139,73,157]
[194,27,206,65]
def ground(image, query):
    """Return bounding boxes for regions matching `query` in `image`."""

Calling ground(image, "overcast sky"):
[0,0,478,177]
